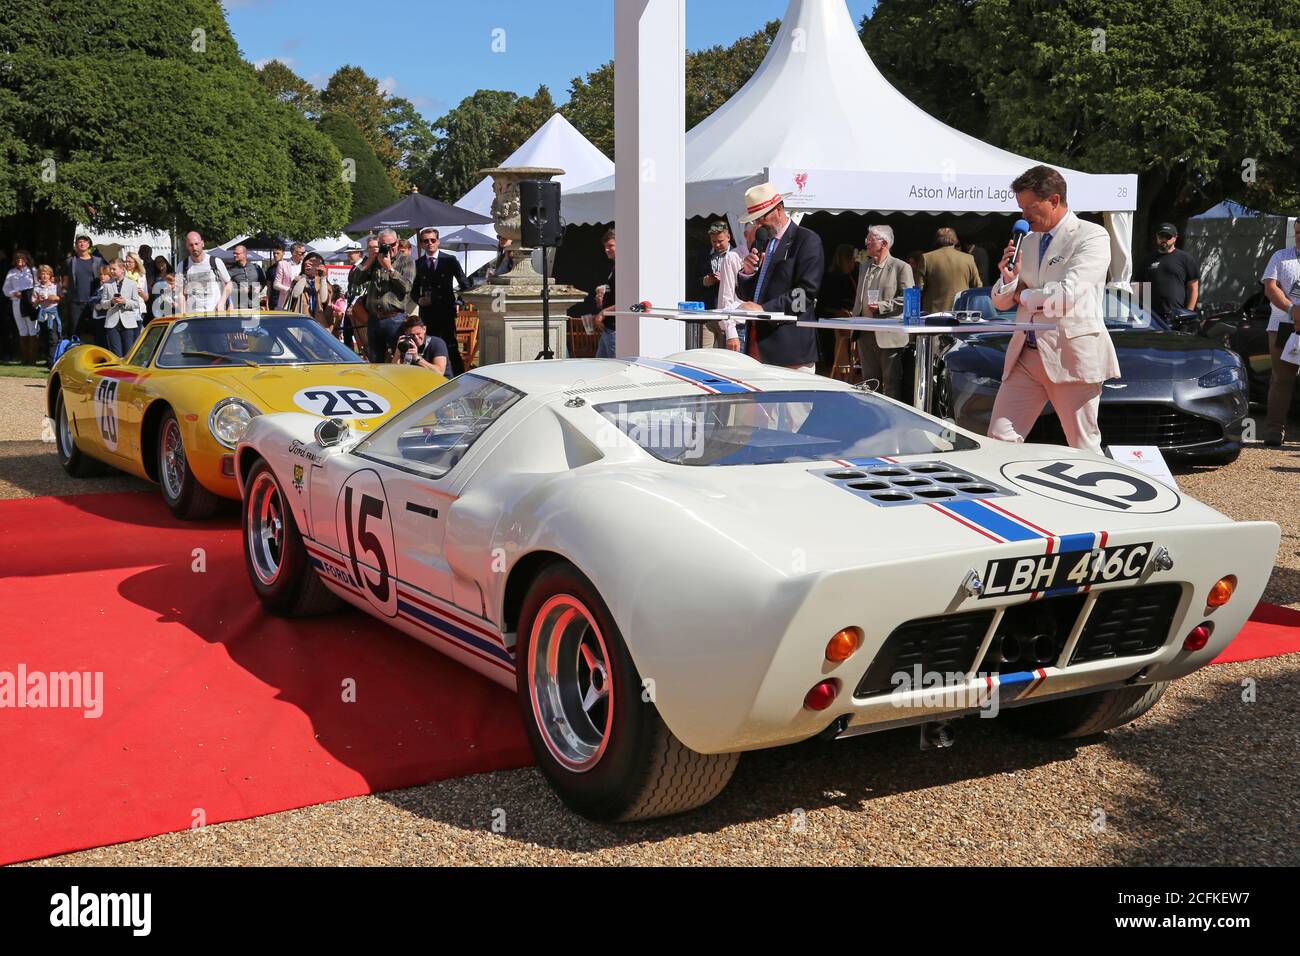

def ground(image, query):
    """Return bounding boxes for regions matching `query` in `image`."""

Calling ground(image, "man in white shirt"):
[176,231,232,314]
[1260,220,1300,446]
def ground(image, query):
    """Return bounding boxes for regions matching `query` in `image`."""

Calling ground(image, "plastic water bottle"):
[903,287,921,326]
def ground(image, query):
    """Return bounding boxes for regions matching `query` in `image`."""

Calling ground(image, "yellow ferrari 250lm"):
[47,310,441,518]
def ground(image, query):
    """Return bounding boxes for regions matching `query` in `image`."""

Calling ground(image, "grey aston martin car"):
[937,288,1249,465]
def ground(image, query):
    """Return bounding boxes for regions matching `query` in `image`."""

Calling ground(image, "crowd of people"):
[3,177,1297,446]
[0,225,474,373]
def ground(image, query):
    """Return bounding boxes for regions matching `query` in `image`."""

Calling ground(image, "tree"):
[382,96,437,184]
[562,20,782,161]
[489,85,557,163]
[0,0,349,263]
[319,111,398,224]
[256,59,321,119]
[321,66,403,189]
[685,20,781,130]
[413,90,519,202]
[860,0,1300,246]
[562,62,615,159]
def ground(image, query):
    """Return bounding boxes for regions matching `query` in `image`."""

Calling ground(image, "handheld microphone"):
[1008,219,1031,267]
[753,225,775,254]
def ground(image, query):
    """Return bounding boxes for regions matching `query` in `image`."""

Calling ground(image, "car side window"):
[353,374,523,479]
[127,323,167,368]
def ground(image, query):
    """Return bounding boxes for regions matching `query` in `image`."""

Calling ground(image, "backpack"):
[51,335,79,364]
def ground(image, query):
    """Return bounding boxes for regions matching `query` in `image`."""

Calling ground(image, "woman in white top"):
[3,250,38,365]
[151,258,177,319]
[99,260,145,357]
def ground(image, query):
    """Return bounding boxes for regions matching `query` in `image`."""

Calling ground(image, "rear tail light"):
[803,679,840,711]
[1207,575,1237,609]
[825,626,864,663]
[1183,622,1213,651]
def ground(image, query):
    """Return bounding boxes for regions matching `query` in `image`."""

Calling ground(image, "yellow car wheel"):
[55,391,108,479]
[157,409,221,520]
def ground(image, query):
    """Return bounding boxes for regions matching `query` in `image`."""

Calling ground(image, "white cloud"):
[252,56,296,70]
[378,75,399,96]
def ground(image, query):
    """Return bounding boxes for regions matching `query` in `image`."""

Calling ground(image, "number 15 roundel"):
[336,470,399,617]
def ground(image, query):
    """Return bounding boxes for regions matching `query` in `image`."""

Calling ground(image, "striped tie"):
[746,238,779,360]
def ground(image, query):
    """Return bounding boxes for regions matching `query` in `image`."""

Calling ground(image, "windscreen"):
[156,316,364,367]
[595,390,978,466]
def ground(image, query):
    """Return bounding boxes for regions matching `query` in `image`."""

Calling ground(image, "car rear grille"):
[855,610,994,698]
[855,584,1183,698]
[1069,583,1183,664]
[1027,404,1222,448]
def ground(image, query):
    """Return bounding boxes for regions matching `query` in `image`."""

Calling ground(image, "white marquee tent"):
[443,112,615,276]
[565,0,1139,280]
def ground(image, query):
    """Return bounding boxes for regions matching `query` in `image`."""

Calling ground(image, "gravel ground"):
[5,375,1298,865]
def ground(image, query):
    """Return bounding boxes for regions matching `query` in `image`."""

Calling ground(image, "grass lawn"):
[0,361,49,380]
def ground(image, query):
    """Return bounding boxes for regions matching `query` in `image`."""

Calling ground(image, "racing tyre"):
[1005,681,1169,738]
[242,458,340,617]
[516,560,739,822]
[157,408,221,520]
[54,391,108,478]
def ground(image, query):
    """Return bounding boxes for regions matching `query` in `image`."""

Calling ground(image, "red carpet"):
[1211,601,1300,665]
[0,492,532,866]
[1,491,1297,864]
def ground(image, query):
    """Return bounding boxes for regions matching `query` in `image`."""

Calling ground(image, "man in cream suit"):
[850,224,914,399]
[989,165,1120,454]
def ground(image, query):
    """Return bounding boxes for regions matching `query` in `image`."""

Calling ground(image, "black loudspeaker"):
[520,180,563,246]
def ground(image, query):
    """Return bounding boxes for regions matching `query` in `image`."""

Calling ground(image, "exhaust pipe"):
[987,633,1022,665]
[1027,633,1057,666]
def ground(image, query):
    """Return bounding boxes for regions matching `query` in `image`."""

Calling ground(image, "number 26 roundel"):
[336,470,399,617]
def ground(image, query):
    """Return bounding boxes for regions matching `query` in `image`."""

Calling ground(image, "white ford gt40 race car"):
[235,350,1278,821]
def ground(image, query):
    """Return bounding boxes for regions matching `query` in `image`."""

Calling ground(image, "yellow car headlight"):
[209,398,260,449]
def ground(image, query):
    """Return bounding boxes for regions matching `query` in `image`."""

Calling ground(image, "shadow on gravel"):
[0,440,148,499]
[379,710,1089,852]
[1095,666,1300,866]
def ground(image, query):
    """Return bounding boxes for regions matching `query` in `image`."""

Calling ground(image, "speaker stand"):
[534,244,555,361]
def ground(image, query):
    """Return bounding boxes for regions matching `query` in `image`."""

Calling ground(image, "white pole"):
[614,0,686,358]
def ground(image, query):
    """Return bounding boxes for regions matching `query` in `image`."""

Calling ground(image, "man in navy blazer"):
[735,183,822,369]
[412,227,470,375]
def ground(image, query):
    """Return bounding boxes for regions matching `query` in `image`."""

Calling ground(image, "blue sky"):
[223,0,877,123]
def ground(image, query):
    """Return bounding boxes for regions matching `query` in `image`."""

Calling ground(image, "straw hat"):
[739,182,790,223]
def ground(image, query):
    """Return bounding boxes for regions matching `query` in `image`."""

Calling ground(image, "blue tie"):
[753,239,778,301]
[1026,232,1052,349]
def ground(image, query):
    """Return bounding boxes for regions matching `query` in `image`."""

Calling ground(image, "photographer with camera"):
[354,229,414,363]
[390,318,448,375]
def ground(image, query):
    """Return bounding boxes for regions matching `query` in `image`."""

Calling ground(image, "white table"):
[801,317,1020,414]
[608,307,796,350]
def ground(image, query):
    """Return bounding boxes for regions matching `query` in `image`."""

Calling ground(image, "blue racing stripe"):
[941,499,1043,543]
[841,457,889,467]
[626,358,754,394]
[1057,532,1096,553]
[398,599,515,666]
